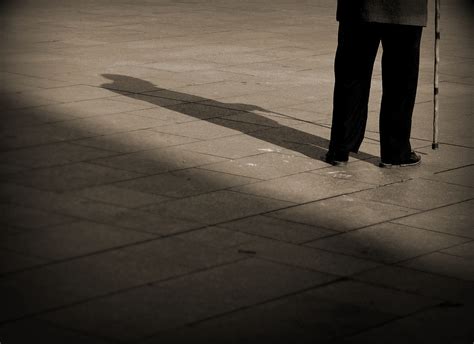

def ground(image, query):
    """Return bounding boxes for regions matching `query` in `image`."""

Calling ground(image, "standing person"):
[325,0,428,167]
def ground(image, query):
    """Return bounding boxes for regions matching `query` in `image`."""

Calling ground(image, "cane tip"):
[432,143,439,150]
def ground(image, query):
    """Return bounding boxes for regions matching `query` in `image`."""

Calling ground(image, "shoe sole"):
[329,160,348,166]
[322,154,348,166]
[379,160,421,168]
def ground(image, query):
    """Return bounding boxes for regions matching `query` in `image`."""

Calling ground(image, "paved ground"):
[0,0,473,343]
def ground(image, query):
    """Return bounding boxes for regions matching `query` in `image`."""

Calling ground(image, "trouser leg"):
[379,25,423,163]
[329,22,381,154]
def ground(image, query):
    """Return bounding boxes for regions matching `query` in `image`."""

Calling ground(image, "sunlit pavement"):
[0,0,472,342]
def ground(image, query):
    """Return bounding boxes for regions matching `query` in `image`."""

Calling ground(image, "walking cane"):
[432,0,441,149]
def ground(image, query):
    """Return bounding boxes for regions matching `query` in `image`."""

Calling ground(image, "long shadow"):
[101,74,377,163]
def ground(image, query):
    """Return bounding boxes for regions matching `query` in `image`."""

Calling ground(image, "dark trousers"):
[329,21,423,163]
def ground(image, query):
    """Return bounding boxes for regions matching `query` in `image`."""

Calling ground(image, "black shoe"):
[379,151,421,168]
[324,151,349,166]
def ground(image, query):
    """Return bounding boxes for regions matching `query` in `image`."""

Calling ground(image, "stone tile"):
[269,195,417,232]
[201,152,325,180]
[0,221,155,260]
[145,190,293,225]
[0,250,189,322]
[0,109,46,130]
[429,165,474,188]
[253,121,332,147]
[116,168,258,198]
[41,259,335,341]
[151,117,267,140]
[235,238,380,276]
[0,142,117,168]
[220,215,337,244]
[143,287,394,344]
[442,241,474,259]
[307,222,468,264]
[91,208,202,236]
[111,93,183,108]
[34,97,153,120]
[353,179,474,211]
[0,163,28,176]
[232,172,374,203]
[72,129,198,153]
[88,147,227,175]
[6,162,141,192]
[221,109,305,128]
[178,134,300,159]
[340,305,474,344]
[29,85,116,103]
[1,236,240,320]
[354,265,474,304]
[164,102,249,121]
[0,249,48,274]
[415,145,474,173]
[1,187,199,236]
[158,80,275,100]
[0,203,74,230]
[53,112,170,135]
[307,280,439,316]
[192,51,280,65]
[311,159,416,186]
[143,59,226,73]
[121,106,199,124]
[73,185,170,208]
[400,252,474,281]
[200,92,304,112]
[0,319,110,344]
[175,226,257,249]
[0,123,97,150]
[393,200,474,238]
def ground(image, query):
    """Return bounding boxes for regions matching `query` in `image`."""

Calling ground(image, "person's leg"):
[328,21,381,163]
[379,24,423,165]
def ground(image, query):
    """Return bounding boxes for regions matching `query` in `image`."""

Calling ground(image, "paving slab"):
[392,200,474,238]
[352,178,474,211]
[307,222,469,264]
[0,249,48,275]
[87,146,227,175]
[0,221,155,261]
[219,215,337,244]
[4,162,142,192]
[40,258,335,342]
[354,265,474,304]
[72,185,171,208]
[232,172,374,203]
[338,304,474,344]
[304,280,439,316]
[201,152,326,180]
[441,241,474,259]
[175,226,258,249]
[234,238,380,276]
[177,134,301,159]
[142,286,395,344]
[400,252,474,281]
[1,237,241,322]
[0,203,74,231]
[114,168,259,198]
[0,142,117,169]
[268,195,417,232]
[72,128,199,153]
[144,190,294,225]
[0,319,112,344]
